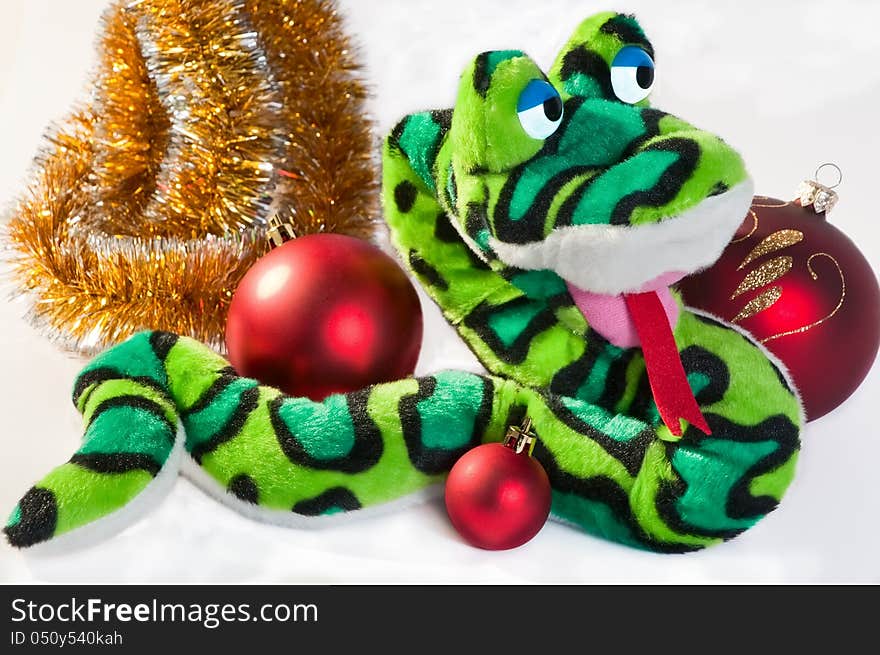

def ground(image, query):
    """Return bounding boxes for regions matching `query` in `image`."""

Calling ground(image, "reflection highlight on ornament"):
[762,253,846,344]
[323,302,376,371]
[256,263,292,300]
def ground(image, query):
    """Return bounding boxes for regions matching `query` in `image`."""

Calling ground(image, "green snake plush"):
[5,12,802,553]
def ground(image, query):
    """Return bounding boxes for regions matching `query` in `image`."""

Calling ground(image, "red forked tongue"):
[623,291,711,437]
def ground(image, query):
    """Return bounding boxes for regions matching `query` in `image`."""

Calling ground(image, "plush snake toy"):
[5,12,802,553]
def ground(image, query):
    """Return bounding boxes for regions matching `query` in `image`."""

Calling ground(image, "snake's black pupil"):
[543,96,563,122]
[636,66,654,89]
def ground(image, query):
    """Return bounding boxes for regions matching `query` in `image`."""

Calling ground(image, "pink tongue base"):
[566,271,711,437]
[566,271,685,348]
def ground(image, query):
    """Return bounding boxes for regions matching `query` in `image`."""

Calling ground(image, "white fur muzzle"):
[489,179,755,295]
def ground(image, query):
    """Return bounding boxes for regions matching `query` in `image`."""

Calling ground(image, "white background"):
[1,0,878,583]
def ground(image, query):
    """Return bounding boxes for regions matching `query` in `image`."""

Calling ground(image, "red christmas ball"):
[226,233,423,401]
[445,442,552,550]
[679,196,880,420]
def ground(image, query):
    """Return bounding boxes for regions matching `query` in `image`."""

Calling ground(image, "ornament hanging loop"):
[797,162,841,215]
[503,416,537,456]
[814,162,842,189]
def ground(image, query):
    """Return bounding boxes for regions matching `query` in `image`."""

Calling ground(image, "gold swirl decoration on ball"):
[732,198,798,246]
[731,286,783,324]
[730,256,793,299]
[730,221,847,339]
[730,210,759,244]
[3,0,377,353]
[750,196,790,208]
[737,229,804,269]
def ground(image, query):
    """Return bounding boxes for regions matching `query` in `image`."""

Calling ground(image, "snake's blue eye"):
[610,46,654,104]
[517,80,563,140]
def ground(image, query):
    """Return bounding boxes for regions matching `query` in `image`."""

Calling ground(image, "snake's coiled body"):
[5,12,801,553]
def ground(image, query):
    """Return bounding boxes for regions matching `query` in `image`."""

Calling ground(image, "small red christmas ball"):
[445,442,552,550]
[226,233,423,401]
[679,196,880,420]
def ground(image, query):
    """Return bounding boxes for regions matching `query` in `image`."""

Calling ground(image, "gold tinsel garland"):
[4,0,378,353]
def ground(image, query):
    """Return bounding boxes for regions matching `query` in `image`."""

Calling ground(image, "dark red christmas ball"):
[226,233,423,401]
[445,442,552,550]
[679,196,880,420]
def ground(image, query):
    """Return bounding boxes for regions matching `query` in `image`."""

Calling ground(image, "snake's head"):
[445,11,752,296]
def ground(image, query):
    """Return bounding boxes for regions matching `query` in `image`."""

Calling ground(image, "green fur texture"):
[5,12,801,553]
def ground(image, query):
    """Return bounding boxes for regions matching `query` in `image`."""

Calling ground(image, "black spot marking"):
[560,47,614,99]
[409,251,449,292]
[692,312,795,394]
[73,368,118,406]
[616,108,666,163]
[496,164,598,240]
[491,99,593,239]
[85,395,177,446]
[610,137,701,226]
[190,385,261,463]
[656,413,800,541]
[680,346,730,406]
[654,475,738,542]
[272,389,383,473]
[393,180,418,213]
[387,116,409,152]
[639,108,665,140]
[433,211,492,271]
[228,474,259,504]
[434,211,461,243]
[464,296,567,366]
[4,487,57,548]
[431,108,453,132]
[70,453,162,477]
[149,331,179,361]
[465,200,489,242]
[533,443,696,553]
[182,370,239,417]
[72,369,168,408]
[553,174,597,230]
[549,333,608,398]
[628,366,659,425]
[599,14,654,58]
[598,350,637,411]
[445,164,458,209]
[719,414,800,521]
[542,392,654,478]
[473,52,492,96]
[396,111,451,192]
[773,364,794,395]
[293,488,361,516]
[398,377,493,474]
